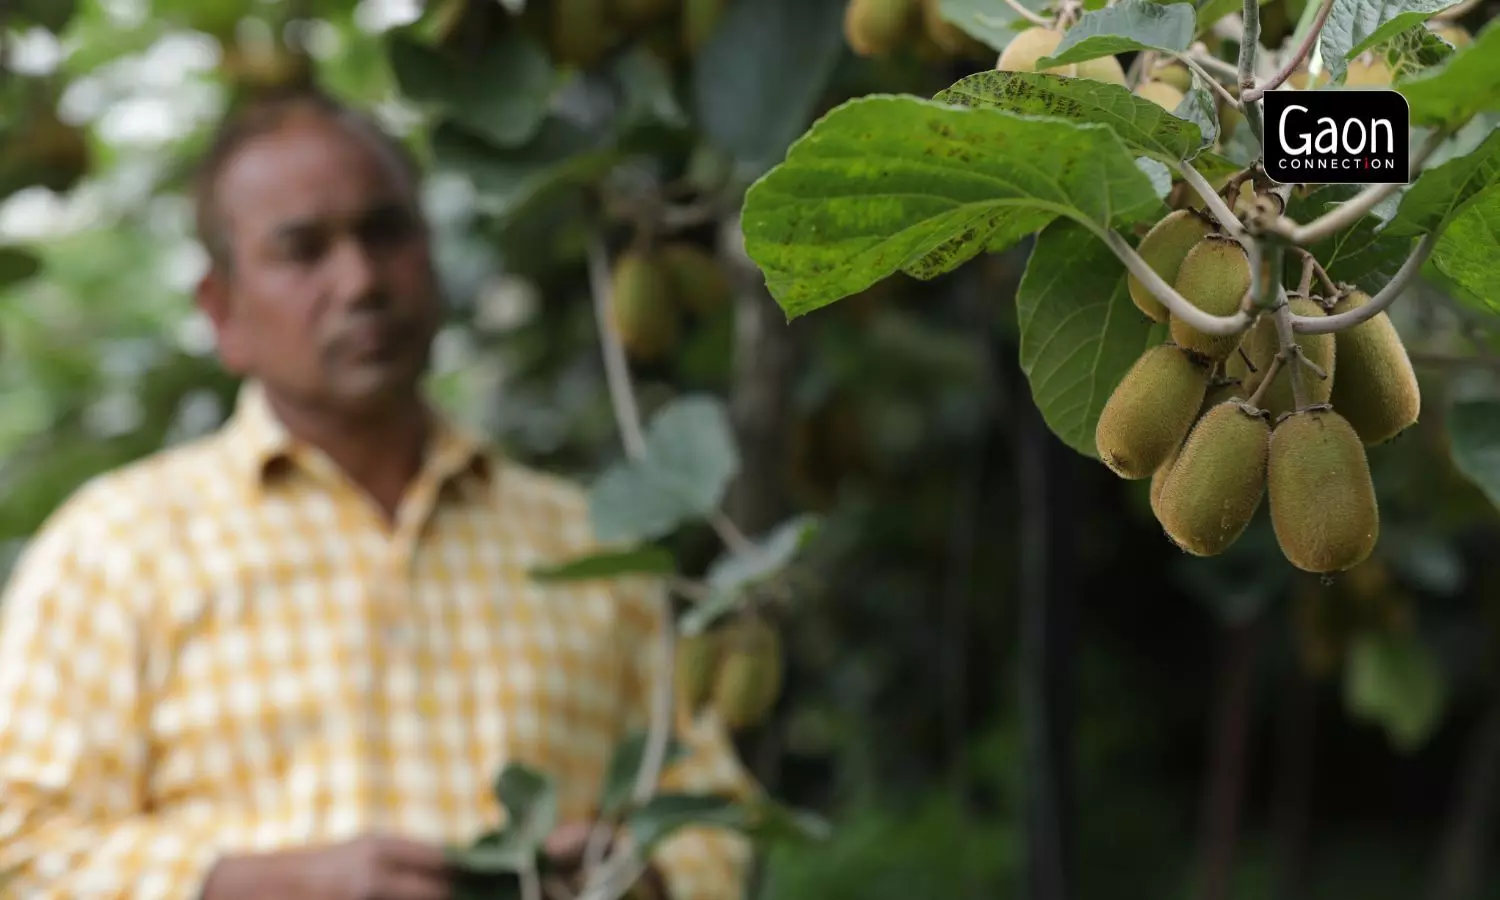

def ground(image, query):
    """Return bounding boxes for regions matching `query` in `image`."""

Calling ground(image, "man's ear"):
[195,267,250,374]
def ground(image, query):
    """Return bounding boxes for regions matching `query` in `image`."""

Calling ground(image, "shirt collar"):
[221,379,492,497]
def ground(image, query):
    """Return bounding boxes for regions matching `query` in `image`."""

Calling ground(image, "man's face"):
[202,113,441,418]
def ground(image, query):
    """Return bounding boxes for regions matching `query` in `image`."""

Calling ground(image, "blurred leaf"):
[528,545,678,582]
[588,396,741,543]
[14,0,78,32]
[599,732,689,818]
[627,793,751,851]
[1014,218,1157,459]
[740,96,1162,319]
[432,118,618,224]
[1177,85,1220,152]
[934,71,1205,162]
[0,248,42,289]
[1448,399,1500,511]
[1387,128,1500,237]
[691,0,846,174]
[389,31,553,148]
[1037,0,1196,67]
[1345,630,1447,752]
[1398,19,1500,127]
[478,765,557,868]
[681,515,822,636]
[1317,0,1463,82]
[610,46,689,135]
[745,799,834,844]
[939,0,1050,50]
[1429,185,1500,314]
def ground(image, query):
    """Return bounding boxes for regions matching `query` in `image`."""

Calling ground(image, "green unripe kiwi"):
[1268,408,1380,573]
[711,617,783,731]
[1078,54,1128,85]
[1327,290,1420,445]
[1157,400,1271,556]
[1150,60,1192,92]
[1129,209,1216,322]
[1096,343,1211,479]
[1135,80,1185,111]
[843,0,918,58]
[995,27,1077,75]
[675,631,721,715]
[1255,297,1335,419]
[1170,235,1253,361]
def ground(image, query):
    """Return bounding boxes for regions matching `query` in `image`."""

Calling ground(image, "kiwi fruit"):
[711,617,783,730]
[1150,441,1180,523]
[919,0,990,58]
[659,241,732,317]
[1268,409,1380,573]
[1430,22,1472,47]
[996,27,1077,75]
[1078,54,1129,85]
[1327,290,1420,445]
[1254,297,1335,419]
[1345,56,1392,87]
[1170,235,1254,361]
[1129,209,1216,322]
[1135,80,1186,111]
[1096,343,1212,479]
[610,251,681,363]
[844,0,918,57]
[675,631,721,716]
[1157,400,1271,556]
[1150,60,1193,92]
[1225,317,1275,394]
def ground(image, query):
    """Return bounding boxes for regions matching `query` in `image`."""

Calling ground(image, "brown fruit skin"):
[1254,297,1335,419]
[844,0,918,58]
[1268,409,1380,574]
[1170,236,1254,361]
[660,241,732,317]
[711,618,783,731]
[610,251,682,363]
[1328,290,1420,445]
[1096,343,1212,479]
[1128,209,1215,322]
[1157,400,1271,556]
[675,631,721,716]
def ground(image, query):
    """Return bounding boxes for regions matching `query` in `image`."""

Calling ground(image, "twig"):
[1236,0,1265,146]
[1246,352,1281,409]
[1189,50,1243,80]
[1273,295,1308,410]
[1291,248,1337,298]
[668,574,714,605]
[1291,233,1439,334]
[587,234,649,461]
[1101,229,1254,336]
[1243,0,1336,102]
[1263,129,1448,245]
[1297,354,1327,380]
[1177,162,1246,235]
[710,510,757,555]
[1172,53,1245,108]
[1002,0,1054,27]
[1297,256,1315,297]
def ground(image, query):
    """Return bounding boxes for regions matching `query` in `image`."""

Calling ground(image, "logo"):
[1262,90,1410,185]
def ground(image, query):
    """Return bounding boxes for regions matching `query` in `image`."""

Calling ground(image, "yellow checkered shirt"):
[0,381,754,899]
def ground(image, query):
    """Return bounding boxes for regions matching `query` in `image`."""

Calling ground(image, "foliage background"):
[4,0,1500,898]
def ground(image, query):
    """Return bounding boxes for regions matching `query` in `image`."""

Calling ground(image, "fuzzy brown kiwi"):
[1267,408,1380,573]
[1096,343,1212,479]
[1170,235,1254,361]
[1327,289,1420,445]
[1157,400,1271,556]
[1128,209,1216,322]
[1254,297,1335,419]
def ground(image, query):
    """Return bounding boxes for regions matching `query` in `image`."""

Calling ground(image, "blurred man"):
[0,88,753,900]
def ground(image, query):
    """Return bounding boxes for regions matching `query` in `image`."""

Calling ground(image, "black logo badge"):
[1262,90,1411,185]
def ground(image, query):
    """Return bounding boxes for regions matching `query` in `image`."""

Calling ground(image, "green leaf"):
[691,0,846,174]
[492,765,558,862]
[587,396,741,543]
[1193,151,1244,184]
[599,732,690,818]
[1398,19,1500,127]
[680,515,822,636]
[1429,184,1500,313]
[1307,218,1412,295]
[14,0,78,32]
[938,0,1052,50]
[1345,630,1447,752]
[1447,399,1500,511]
[610,46,689,135]
[740,95,1164,319]
[0,247,42,289]
[933,71,1204,161]
[388,31,553,148]
[744,799,834,844]
[528,545,678,583]
[1386,128,1500,238]
[1136,157,1173,199]
[1177,85,1220,151]
[1015,218,1158,458]
[1036,0,1196,67]
[627,794,751,852]
[1318,0,1459,82]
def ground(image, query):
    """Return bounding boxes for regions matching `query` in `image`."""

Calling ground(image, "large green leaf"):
[740,95,1163,318]
[1448,399,1500,510]
[1398,19,1500,128]
[627,794,751,851]
[1015,219,1159,458]
[933,71,1204,161]
[588,396,742,543]
[388,31,553,148]
[528,545,678,583]
[1282,185,1412,294]
[1319,0,1461,82]
[0,248,41,289]
[1036,0,1196,67]
[1429,184,1500,314]
[939,0,1051,51]
[1386,128,1500,238]
[1345,630,1447,752]
[691,0,847,174]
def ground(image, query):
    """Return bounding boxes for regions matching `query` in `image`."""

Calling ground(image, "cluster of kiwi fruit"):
[841,0,995,61]
[1094,200,1421,574]
[609,241,732,364]
[675,615,783,731]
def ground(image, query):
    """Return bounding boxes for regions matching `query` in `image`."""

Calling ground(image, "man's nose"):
[327,235,380,306]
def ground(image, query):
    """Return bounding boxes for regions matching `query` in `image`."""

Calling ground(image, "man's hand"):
[201,834,453,900]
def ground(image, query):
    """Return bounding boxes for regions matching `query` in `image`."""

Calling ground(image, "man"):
[0,88,754,899]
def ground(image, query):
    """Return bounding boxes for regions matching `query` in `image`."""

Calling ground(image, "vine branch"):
[1101,229,1254,336]
[1242,0,1336,102]
[1290,232,1439,334]
[1003,0,1054,27]
[1172,53,1245,107]
[1177,162,1245,236]
[1273,293,1309,411]
[587,234,649,461]
[1236,0,1266,145]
